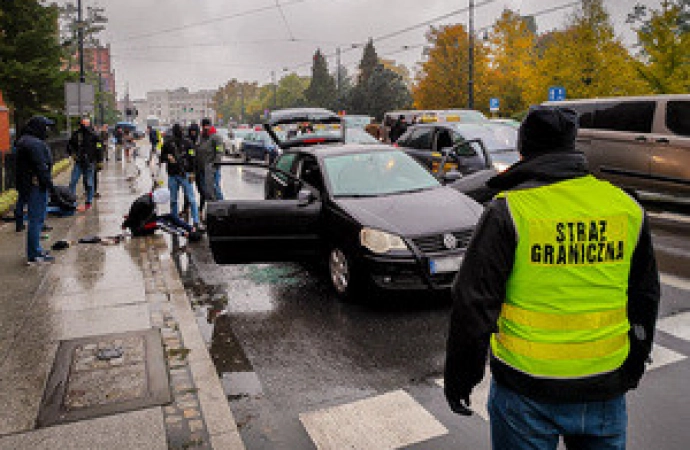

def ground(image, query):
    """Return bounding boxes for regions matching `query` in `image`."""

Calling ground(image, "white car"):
[228,128,253,157]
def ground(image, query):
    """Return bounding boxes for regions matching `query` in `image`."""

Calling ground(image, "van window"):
[404,127,434,150]
[566,103,597,128]
[593,101,656,133]
[666,101,690,137]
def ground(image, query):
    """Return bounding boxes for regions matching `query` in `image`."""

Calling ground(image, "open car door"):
[207,163,322,264]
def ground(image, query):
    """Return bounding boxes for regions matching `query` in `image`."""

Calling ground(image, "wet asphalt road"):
[178,165,690,450]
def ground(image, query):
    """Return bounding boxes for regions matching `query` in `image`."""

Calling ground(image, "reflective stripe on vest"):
[490,175,643,379]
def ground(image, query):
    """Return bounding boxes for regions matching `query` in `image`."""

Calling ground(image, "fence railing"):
[1,136,69,193]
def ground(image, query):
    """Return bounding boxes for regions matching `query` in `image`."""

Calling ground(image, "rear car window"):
[404,127,434,150]
[666,101,690,137]
[593,101,656,133]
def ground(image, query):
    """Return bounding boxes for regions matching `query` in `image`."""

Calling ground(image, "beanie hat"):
[518,106,579,159]
[152,187,170,205]
[201,118,212,127]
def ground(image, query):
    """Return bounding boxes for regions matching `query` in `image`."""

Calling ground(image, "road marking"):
[648,211,690,225]
[299,390,448,450]
[647,344,687,371]
[657,311,690,342]
[435,374,491,421]
[660,273,690,292]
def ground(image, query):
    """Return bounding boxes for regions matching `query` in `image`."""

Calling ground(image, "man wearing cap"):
[68,117,102,211]
[197,118,225,207]
[444,106,660,449]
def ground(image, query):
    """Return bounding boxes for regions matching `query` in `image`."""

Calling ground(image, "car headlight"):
[360,228,408,254]
[493,161,510,173]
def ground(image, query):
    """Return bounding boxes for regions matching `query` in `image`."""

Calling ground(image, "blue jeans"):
[15,191,27,229]
[26,186,48,260]
[69,162,95,204]
[168,175,199,225]
[213,167,224,200]
[488,380,627,450]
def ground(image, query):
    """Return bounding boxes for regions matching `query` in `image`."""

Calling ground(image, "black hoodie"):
[444,152,660,404]
[161,124,195,176]
[15,117,55,195]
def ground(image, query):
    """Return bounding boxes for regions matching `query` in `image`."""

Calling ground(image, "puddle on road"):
[171,242,265,401]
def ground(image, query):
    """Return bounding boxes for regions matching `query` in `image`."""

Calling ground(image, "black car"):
[207,109,483,299]
[396,122,520,175]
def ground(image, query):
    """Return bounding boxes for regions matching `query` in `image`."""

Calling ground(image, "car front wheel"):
[328,247,365,300]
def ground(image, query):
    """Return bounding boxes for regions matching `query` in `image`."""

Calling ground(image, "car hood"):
[334,186,483,237]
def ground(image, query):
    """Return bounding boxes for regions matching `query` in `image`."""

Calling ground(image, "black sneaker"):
[42,225,53,232]
[26,254,55,265]
[16,223,26,232]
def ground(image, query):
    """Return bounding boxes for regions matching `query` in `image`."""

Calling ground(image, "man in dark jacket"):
[160,124,200,228]
[122,187,200,240]
[147,125,159,164]
[68,117,102,211]
[195,118,223,214]
[444,106,660,450]
[15,116,58,264]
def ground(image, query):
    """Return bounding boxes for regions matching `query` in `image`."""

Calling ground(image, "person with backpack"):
[160,123,200,230]
[122,187,201,241]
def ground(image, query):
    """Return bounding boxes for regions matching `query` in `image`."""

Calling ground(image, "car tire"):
[328,247,365,301]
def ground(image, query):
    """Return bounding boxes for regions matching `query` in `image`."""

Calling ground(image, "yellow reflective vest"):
[491,175,644,379]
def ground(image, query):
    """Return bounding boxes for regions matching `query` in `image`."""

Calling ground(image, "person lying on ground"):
[121,187,202,241]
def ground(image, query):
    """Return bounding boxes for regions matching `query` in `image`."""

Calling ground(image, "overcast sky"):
[57,0,660,99]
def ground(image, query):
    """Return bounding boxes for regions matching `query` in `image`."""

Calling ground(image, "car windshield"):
[342,116,372,128]
[324,150,440,197]
[344,128,381,145]
[442,110,489,124]
[451,123,517,153]
[233,129,253,139]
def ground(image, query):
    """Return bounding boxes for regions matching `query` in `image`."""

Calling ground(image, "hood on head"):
[21,116,55,141]
[172,124,183,139]
[518,105,578,159]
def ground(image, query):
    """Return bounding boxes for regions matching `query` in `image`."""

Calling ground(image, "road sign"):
[65,82,95,116]
[490,98,500,112]
[548,86,566,102]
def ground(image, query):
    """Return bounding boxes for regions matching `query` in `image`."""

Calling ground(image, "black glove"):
[448,396,473,416]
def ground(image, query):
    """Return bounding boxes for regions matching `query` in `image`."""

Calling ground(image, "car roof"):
[284,143,398,158]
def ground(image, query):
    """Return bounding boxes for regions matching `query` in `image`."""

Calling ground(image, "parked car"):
[382,109,489,142]
[207,109,484,299]
[548,95,690,196]
[240,130,281,163]
[214,127,230,155]
[342,115,373,129]
[228,128,253,156]
[395,122,520,175]
[490,118,521,129]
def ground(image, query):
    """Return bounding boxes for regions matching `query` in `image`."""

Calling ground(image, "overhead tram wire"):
[111,0,310,43]
[274,0,296,41]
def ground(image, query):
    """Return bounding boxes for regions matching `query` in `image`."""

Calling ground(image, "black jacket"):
[122,193,156,236]
[68,125,102,165]
[444,152,660,404]
[15,117,55,195]
[161,133,195,177]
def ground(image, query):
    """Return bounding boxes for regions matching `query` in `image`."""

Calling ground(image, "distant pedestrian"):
[364,120,381,141]
[99,124,110,161]
[188,122,200,145]
[114,125,124,161]
[68,117,102,211]
[389,115,408,143]
[444,106,661,450]
[14,116,60,264]
[123,128,134,162]
[147,125,159,164]
[160,124,200,230]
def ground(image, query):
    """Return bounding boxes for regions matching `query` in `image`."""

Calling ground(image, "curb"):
[157,243,246,450]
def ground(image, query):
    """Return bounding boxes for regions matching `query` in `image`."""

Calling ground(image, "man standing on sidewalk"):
[444,106,660,450]
[14,116,57,264]
[68,117,102,211]
[147,125,159,164]
[198,118,224,203]
[160,124,200,230]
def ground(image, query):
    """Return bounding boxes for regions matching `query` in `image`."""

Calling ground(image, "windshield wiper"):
[334,193,381,198]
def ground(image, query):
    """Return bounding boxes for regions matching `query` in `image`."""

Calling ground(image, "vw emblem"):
[443,233,458,250]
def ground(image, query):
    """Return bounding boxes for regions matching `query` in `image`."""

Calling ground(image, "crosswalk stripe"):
[647,344,687,371]
[657,311,690,342]
[299,390,448,450]
[435,375,491,421]
[660,273,690,292]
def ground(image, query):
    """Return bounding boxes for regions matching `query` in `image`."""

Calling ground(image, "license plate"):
[429,255,464,274]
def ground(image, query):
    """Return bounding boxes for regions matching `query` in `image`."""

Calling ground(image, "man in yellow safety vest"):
[444,105,660,450]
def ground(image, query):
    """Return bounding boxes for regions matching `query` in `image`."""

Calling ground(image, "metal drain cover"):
[37,329,171,428]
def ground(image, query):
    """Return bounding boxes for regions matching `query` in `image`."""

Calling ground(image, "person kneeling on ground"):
[121,187,202,241]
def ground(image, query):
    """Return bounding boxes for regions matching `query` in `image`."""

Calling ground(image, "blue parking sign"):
[490,98,500,112]
[548,86,566,101]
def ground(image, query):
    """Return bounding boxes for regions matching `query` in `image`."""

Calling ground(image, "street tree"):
[487,9,537,116]
[523,0,647,104]
[627,0,690,93]
[276,73,310,109]
[213,80,261,123]
[304,49,337,109]
[412,24,491,111]
[357,39,379,85]
[361,64,412,120]
[0,0,70,128]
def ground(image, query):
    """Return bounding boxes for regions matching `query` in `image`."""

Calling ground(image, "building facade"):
[141,88,217,126]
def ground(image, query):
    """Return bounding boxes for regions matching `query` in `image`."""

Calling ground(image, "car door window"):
[666,101,690,137]
[593,101,656,133]
[298,156,325,193]
[405,127,434,150]
[434,128,454,150]
[275,153,297,180]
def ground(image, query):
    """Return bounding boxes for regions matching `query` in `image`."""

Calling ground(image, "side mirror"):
[443,170,464,184]
[297,189,316,206]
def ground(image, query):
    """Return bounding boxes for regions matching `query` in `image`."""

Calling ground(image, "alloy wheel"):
[329,248,350,295]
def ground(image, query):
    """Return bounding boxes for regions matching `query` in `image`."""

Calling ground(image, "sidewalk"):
[0,158,244,449]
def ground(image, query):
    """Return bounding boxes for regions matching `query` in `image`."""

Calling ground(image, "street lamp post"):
[468,0,475,110]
